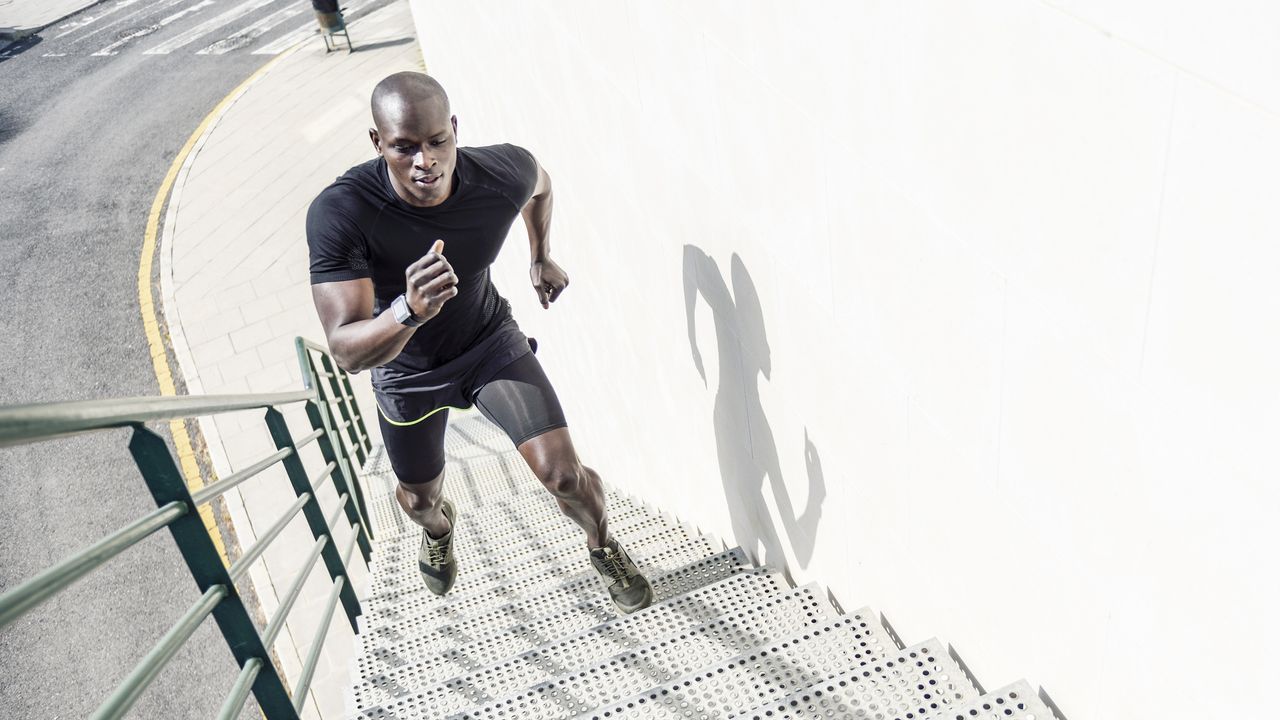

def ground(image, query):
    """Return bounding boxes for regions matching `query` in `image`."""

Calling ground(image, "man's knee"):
[539,461,584,497]
[396,472,444,511]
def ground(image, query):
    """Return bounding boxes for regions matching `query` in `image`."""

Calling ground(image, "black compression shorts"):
[377,351,568,484]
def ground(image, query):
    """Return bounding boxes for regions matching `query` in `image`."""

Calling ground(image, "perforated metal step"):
[441,612,894,720]
[352,583,835,717]
[727,639,976,720]
[349,415,1059,720]
[937,681,1056,720]
[356,547,759,677]
[359,530,721,639]
[351,565,785,693]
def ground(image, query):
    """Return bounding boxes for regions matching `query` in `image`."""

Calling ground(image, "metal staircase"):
[346,412,1059,720]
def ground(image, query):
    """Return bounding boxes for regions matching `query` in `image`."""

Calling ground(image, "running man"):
[305,72,653,613]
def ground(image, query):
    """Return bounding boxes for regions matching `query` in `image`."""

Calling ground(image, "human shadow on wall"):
[683,245,826,569]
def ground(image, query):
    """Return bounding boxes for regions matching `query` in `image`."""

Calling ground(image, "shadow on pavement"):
[0,33,42,63]
[353,36,414,53]
[683,244,827,570]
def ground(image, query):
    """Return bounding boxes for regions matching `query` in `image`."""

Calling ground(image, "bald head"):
[371,72,450,131]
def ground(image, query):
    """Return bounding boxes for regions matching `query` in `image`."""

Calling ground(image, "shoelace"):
[424,537,451,566]
[599,549,633,589]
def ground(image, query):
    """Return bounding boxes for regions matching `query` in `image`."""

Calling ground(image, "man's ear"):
[369,128,382,156]
[451,115,458,139]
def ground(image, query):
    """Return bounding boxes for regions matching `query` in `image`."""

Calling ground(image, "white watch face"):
[393,295,415,325]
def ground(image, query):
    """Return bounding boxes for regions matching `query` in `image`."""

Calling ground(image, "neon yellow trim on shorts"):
[377,403,467,427]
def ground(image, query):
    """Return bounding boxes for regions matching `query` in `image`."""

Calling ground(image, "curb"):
[0,0,112,41]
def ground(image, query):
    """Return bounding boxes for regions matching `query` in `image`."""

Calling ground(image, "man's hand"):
[530,257,569,309]
[406,239,458,321]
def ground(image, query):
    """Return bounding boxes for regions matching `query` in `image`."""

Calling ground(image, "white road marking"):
[43,52,69,56]
[142,0,278,54]
[54,0,143,38]
[69,0,187,44]
[91,0,214,56]
[195,1,304,55]
[251,0,373,55]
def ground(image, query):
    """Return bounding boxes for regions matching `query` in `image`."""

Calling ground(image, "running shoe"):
[589,538,653,614]
[418,498,457,596]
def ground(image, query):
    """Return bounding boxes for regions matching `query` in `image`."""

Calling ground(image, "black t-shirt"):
[306,144,538,372]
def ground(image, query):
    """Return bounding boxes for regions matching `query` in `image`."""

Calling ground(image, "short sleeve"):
[468,143,539,210]
[306,187,371,284]
[500,144,539,207]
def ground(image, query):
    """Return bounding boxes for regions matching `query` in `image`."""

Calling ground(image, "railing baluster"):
[91,585,228,720]
[292,576,346,713]
[305,399,373,556]
[0,501,187,628]
[264,407,361,631]
[317,351,366,466]
[128,424,296,719]
[216,658,263,720]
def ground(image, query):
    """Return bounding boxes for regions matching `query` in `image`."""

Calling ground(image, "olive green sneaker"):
[588,538,653,614]
[418,499,457,596]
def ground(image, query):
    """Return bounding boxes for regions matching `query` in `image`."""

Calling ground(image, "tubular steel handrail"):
[0,342,378,720]
[296,336,375,549]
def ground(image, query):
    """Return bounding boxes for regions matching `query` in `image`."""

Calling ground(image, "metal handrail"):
[190,447,293,506]
[311,460,338,493]
[92,585,229,720]
[293,577,345,712]
[0,390,315,448]
[261,536,330,649]
[228,493,311,582]
[325,494,349,530]
[0,501,188,628]
[1,336,376,720]
[216,658,262,720]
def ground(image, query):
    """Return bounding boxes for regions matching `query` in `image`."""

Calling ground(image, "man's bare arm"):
[312,242,458,372]
[522,160,569,308]
[522,162,552,263]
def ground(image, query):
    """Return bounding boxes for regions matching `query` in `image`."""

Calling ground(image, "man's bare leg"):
[396,469,452,538]
[515,427,608,547]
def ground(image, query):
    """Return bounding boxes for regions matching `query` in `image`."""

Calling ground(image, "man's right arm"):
[312,244,458,373]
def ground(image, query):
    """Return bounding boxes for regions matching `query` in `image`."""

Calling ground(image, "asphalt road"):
[0,1,384,715]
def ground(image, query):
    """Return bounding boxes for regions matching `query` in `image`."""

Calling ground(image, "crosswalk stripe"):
[195,1,306,55]
[142,0,279,55]
[250,0,375,55]
[68,0,187,44]
[54,0,143,38]
[91,0,214,56]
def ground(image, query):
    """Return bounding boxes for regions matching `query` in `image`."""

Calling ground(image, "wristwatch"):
[391,294,426,327]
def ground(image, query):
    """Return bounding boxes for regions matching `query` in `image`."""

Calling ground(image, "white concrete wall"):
[410,1,1278,717]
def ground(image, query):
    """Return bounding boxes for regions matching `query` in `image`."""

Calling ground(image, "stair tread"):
[349,564,785,689]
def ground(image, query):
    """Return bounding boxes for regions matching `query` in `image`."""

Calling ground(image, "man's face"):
[371,97,458,207]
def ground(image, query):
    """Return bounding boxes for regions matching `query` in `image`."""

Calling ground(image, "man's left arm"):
[522,159,568,309]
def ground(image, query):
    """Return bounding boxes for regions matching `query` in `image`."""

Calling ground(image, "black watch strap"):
[391,294,426,327]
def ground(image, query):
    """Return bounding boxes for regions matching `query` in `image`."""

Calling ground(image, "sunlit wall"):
[409,2,1279,716]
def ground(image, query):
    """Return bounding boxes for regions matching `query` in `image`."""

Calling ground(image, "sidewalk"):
[158,1,421,716]
[0,0,104,39]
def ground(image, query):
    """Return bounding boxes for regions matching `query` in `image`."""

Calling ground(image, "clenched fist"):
[405,239,458,322]
[530,257,569,309]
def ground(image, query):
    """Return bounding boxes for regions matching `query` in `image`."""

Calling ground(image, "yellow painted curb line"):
[138,51,294,566]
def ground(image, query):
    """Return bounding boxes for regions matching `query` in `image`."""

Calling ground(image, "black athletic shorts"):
[376,350,568,484]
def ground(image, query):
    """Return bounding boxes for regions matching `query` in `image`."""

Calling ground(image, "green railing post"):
[128,424,298,720]
[305,399,373,555]
[317,351,367,467]
[339,370,372,454]
[263,408,362,632]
